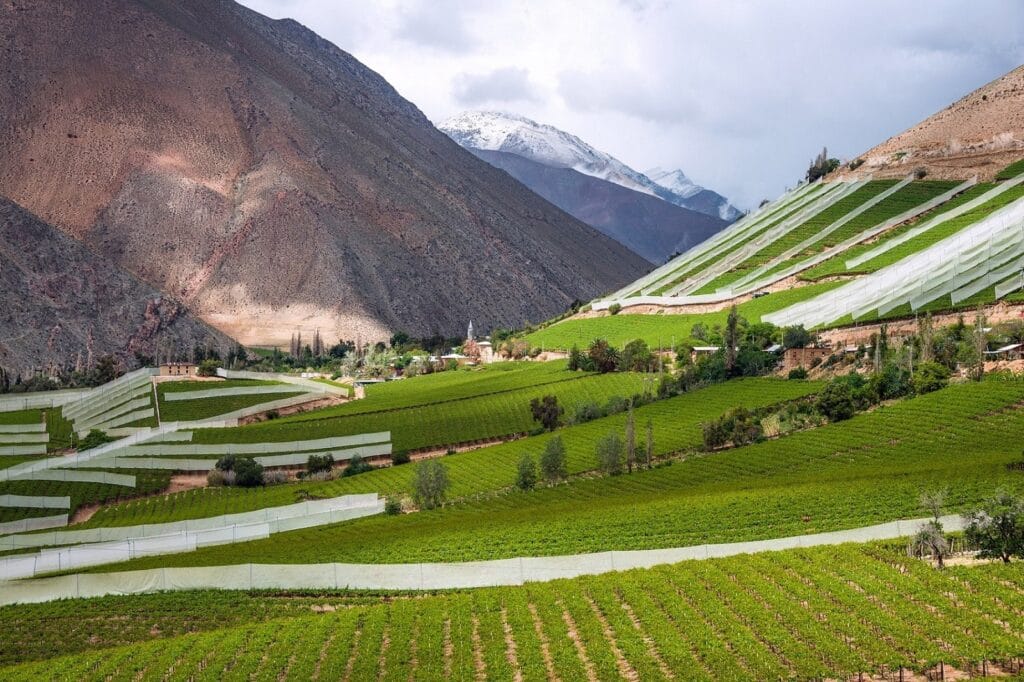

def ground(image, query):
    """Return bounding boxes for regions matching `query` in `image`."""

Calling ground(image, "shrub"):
[788,367,808,380]
[529,395,563,431]
[849,158,865,170]
[572,401,603,424]
[232,457,264,487]
[604,395,629,415]
[539,436,567,482]
[384,497,402,515]
[913,361,951,395]
[608,303,622,315]
[307,453,334,475]
[391,450,411,465]
[265,409,280,420]
[596,432,623,476]
[342,453,374,477]
[816,380,855,422]
[197,359,220,377]
[77,429,115,451]
[914,166,928,179]
[215,454,237,472]
[413,459,450,509]
[516,454,538,490]
[263,470,289,485]
[206,469,227,487]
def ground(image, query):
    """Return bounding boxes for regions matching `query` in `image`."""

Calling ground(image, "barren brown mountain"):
[840,64,1024,181]
[0,197,232,374]
[0,0,648,349]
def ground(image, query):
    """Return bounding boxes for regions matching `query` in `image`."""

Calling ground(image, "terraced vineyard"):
[2,545,1021,680]
[81,378,820,528]
[187,370,652,453]
[156,380,304,422]
[0,471,170,523]
[76,377,1024,569]
[525,280,841,350]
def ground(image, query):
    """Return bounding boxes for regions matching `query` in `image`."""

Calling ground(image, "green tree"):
[306,453,334,475]
[197,359,219,377]
[516,454,538,490]
[644,419,654,469]
[912,362,951,395]
[232,457,265,487]
[806,146,840,182]
[912,520,949,569]
[782,325,812,350]
[413,459,450,510]
[964,490,1024,563]
[587,339,620,373]
[621,339,655,372]
[724,306,740,374]
[624,406,636,473]
[567,345,584,371]
[529,395,564,431]
[539,436,567,482]
[816,379,855,422]
[596,432,623,476]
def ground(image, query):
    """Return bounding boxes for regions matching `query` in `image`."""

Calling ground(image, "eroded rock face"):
[839,65,1024,181]
[0,0,648,348]
[0,197,232,373]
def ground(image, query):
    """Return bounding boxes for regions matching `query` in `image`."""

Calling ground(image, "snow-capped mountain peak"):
[645,167,701,200]
[439,111,742,222]
[440,111,657,196]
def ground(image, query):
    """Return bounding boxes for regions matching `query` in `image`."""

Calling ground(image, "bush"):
[384,497,402,515]
[914,166,928,179]
[816,380,855,422]
[604,395,629,415]
[588,339,620,373]
[539,436,567,482]
[516,454,538,490]
[788,367,809,380]
[215,454,236,472]
[263,470,289,485]
[913,361,951,395]
[307,453,334,475]
[206,469,228,487]
[413,459,450,509]
[342,453,374,477]
[391,451,411,465]
[77,429,115,451]
[572,401,603,424]
[197,359,220,377]
[265,410,280,420]
[608,303,622,315]
[232,457,265,487]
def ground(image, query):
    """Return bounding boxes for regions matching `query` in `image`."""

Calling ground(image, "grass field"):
[74,377,1023,570]
[2,544,1021,679]
[524,281,842,350]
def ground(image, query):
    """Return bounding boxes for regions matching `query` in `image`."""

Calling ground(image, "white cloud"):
[241,0,1024,209]
[453,68,540,105]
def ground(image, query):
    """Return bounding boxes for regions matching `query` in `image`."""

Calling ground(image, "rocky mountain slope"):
[0,0,648,350]
[0,197,231,374]
[471,149,726,263]
[441,111,741,220]
[843,64,1024,181]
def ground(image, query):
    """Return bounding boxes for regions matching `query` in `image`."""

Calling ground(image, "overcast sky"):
[241,0,1023,210]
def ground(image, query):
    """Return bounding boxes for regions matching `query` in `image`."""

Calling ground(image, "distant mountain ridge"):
[469,148,727,263]
[440,111,742,221]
